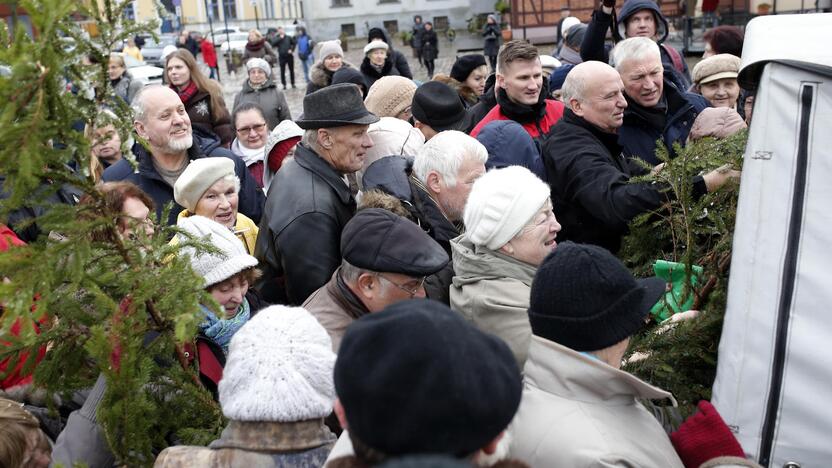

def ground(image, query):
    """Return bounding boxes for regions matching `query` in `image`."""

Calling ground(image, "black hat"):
[296,83,379,129]
[335,299,522,457]
[331,68,368,97]
[528,242,666,351]
[341,208,448,276]
[450,54,487,82]
[411,81,468,132]
[368,27,389,43]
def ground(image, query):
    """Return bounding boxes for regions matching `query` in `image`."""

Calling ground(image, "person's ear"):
[334,398,349,430]
[318,129,333,149]
[481,431,505,455]
[426,170,443,194]
[134,120,148,140]
[355,272,376,299]
[499,242,514,256]
[570,98,584,116]
[496,72,506,90]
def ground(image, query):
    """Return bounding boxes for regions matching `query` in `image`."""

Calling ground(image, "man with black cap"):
[302,208,449,352]
[254,83,379,305]
[411,81,469,141]
[509,241,684,467]
[326,299,523,465]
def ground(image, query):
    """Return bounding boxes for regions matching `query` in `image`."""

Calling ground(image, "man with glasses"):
[303,208,449,352]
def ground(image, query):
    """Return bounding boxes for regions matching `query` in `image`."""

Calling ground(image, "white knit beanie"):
[463,166,551,250]
[219,305,336,422]
[363,41,388,56]
[364,76,417,118]
[174,158,236,212]
[177,215,258,288]
[317,40,344,63]
[246,57,271,78]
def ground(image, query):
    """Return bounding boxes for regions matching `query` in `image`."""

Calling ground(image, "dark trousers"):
[279,54,295,87]
[488,55,497,71]
[425,59,435,78]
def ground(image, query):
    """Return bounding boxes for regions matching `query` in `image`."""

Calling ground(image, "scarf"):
[496,86,548,125]
[557,47,582,66]
[199,298,250,353]
[231,138,265,166]
[172,80,198,105]
[245,39,265,52]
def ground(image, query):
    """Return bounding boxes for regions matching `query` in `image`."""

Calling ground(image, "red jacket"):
[200,39,218,67]
[470,99,565,139]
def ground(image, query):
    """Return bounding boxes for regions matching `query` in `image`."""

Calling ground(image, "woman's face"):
[700,77,740,108]
[119,197,154,239]
[425,23,433,31]
[166,57,191,87]
[324,54,343,72]
[195,178,239,228]
[248,67,267,85]
[248,31,258,42]
[108,58,125,80]
[369,49,387,66]
[502,200,562,266]
[465,65,489,96]
[209,274,248,318]
[235,109,268,150]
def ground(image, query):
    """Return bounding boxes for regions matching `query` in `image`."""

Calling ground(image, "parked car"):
[218,32,250,54]
[141,34,178,67]
[123,54,163,86]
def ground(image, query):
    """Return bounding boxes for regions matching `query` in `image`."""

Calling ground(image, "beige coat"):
[302,269,369,352]
[509,336,685,468]
[449,236,535,367]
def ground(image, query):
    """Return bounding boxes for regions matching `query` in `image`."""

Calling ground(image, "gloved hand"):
[670,400,746,468]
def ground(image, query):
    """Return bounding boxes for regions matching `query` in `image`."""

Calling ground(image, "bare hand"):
[703,164,741,192]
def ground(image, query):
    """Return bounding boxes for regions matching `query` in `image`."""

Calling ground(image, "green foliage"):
[0,0,224,465]
[620,132,747,418]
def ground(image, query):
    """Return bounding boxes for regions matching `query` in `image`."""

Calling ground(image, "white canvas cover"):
[711,16,832,467]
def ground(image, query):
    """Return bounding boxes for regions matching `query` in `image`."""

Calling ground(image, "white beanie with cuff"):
[177,215,257,288]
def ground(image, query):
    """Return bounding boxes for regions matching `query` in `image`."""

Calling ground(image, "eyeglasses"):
[236,123,267,135]
[375,273,427,297]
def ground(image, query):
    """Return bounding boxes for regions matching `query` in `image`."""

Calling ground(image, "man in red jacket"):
[199,34,219,80]
[470,40,564,143]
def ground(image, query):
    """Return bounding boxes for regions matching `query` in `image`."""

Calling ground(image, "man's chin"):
[167,135,193,152]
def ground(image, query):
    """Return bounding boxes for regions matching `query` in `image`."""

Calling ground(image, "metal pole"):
[204,0,221,81]
[255,4,260,30]
[223,2,233,72]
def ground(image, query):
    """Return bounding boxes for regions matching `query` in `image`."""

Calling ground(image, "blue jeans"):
[300,54,314,82]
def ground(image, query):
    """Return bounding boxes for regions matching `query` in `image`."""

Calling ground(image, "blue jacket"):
[475,120,547,182]
[102,133,264,226]
[618,80,708,166]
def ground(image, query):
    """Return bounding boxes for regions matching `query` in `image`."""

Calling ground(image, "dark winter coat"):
[470,87,565,142]
[182,89,234,146]
[618,81,709,165]
[111,72,143,104]
[359,57,402,90]
[421,29,439,61]
[232,79,291,130]
[411,21,425,49]
[581,0,691,92]
[243,39,278,66]
[483,23,501,57]
[0,173,82,243]
[101,133,264,226]
[253,144,356,305]
[543,109,706,253]
[270,34,295,56]
[365,29,413,79]
[305,61,355,95]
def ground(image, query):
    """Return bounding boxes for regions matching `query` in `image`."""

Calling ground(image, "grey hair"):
[610,37,661,71]
[219,173,242,194]
[560,70,588,105]
[412,131,488,187]
[131,84,168,123]
[301,129,320,152]
[340,259,374,283]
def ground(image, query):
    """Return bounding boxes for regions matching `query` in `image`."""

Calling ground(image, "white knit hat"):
[363,41,388,56]
[317,39,344,63]
[364,76,417,118]
[463,166,551,250]
[219,305,336,422]
[246,57,271,78]
[174,158,237,212]
[177,215,258,288]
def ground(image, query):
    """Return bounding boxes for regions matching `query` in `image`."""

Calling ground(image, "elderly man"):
[470,40,564,144]
[613,37,707,166]
[303,208,448,351]
[543,61,737,253]
[102,85,263,226]
[254,84,378,305]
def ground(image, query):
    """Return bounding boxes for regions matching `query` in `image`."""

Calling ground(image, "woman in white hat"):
[306,39,354,95]
[450,165,561,368]
[360,41,401,89]
[232,58,291,131]
[173,158,258,253]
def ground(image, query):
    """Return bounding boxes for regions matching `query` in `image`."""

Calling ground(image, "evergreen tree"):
[0,0,224,464]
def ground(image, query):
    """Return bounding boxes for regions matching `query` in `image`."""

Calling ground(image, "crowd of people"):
[1,0,761,466]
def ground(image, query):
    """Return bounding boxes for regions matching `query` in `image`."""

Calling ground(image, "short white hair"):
[412,130,488,187]
[560,70,587,105]
[610,37,661,71]
[131,84,168,122]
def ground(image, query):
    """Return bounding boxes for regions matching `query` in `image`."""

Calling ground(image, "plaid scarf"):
[172,80,198,105]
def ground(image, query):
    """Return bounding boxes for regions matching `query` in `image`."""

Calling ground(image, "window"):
[123,1,136,20]
[332,0,351,7]
[222,0,237,19]
[383,20,399,34]
[341,23,356,36]
[207,0,221,20]
[432,16,449,30]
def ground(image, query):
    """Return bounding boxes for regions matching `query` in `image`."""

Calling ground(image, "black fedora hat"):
[296,83,380,129]
[411,81,468,132]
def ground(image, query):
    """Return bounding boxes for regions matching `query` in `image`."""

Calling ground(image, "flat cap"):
[693,53,742,85]
[341,208,448,276]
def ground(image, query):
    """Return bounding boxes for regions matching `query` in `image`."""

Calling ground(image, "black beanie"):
[450,54,487,82]
[528,242,666,351]
[335,299,522,457]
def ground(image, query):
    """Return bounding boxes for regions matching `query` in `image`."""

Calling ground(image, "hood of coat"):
[617,0,669,43]
[360,56,394,78]
[309,61,354,88]
[450,236,537,288]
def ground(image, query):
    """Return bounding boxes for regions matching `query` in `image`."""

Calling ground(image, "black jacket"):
[544,110,705,253]
[465,73,499,133]
[0,173,83,243]
[359,57,402,89]
[253,144,356,305]
[421,29,439,61]
[269,34,295,56]
[101,134,264,226]
[365,29,412,79]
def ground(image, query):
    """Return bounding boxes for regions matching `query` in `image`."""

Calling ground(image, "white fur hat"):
[174,158,237,212]
[219,305,336,422]
[246,57,271,78]
[463,166,550,250]
[363,41,388,56]
[177,215,257,288]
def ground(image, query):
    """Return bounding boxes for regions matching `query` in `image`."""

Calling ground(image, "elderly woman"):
[692,54,742,111]
[702,25,744,58]
[108,53,142,104]
[229,103,270,188]
[242,28,277,66]
[450,166,561,367]
[232,58,291,131]
[173,158,258,253]
[306,40,353,95]
[360,41,401,89]
[165,49,234,145]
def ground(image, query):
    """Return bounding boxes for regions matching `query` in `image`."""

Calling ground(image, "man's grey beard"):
[167,134,193,152]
